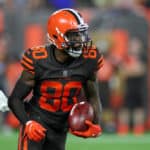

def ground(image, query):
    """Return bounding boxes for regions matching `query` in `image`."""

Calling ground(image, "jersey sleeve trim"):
[21,49,35,74]
[97,55,104,70]
[22,55,33,64]
[21,60,35,74]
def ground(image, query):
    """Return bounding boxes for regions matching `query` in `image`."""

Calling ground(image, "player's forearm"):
[91,98,102,124]
[84,80,102,124]
[8,79,32,125]
[8,97,29,124]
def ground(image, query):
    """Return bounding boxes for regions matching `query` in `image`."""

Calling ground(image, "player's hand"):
[70,120,102,138]
[25,120,46,142]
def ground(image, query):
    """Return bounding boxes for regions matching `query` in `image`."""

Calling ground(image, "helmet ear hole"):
[53,35,57,39]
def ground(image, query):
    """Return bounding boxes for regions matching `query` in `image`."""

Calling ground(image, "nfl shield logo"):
[62,70,68,77]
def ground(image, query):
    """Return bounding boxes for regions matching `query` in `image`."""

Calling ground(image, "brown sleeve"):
[20,49,35,75]
[8,70,35,124]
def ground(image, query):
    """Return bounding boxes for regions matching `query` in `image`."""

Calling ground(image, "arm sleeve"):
[8,71,34,124]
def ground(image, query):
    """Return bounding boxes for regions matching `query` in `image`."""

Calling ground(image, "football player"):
[8,8,103,150]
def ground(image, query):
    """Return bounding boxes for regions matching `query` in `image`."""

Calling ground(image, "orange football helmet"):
[47,8,90,57]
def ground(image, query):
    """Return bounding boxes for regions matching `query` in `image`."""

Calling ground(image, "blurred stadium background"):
[0,0,150,149]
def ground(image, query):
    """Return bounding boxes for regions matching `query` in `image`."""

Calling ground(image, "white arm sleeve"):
[0,90,9,112]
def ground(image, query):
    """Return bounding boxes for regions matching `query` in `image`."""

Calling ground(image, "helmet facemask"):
[63,28,90,58]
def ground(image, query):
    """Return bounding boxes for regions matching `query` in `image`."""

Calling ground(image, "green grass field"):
[0,132,150,150]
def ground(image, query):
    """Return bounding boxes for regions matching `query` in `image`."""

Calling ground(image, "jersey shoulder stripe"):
[21,48,35,74]
[21,45,49,74]
[97,55,104,70]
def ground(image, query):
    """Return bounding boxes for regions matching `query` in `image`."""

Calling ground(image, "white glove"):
[0,90,9,112]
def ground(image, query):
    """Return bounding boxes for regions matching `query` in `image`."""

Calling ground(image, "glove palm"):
[70,120,102,138]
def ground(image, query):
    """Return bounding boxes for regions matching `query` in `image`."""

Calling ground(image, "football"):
[68,101,94,131]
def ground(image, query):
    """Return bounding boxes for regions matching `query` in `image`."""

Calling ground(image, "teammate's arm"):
[8,70,34,124]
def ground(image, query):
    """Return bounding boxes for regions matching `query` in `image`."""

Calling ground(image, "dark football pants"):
[18,125,68,150]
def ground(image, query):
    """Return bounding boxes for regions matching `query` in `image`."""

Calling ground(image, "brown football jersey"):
[21,44,103,128]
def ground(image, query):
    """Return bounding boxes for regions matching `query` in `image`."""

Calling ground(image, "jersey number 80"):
[39,81,82,112]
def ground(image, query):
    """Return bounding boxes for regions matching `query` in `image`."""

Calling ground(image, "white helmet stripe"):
[61,8,84,24]
[67,8,84,24]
